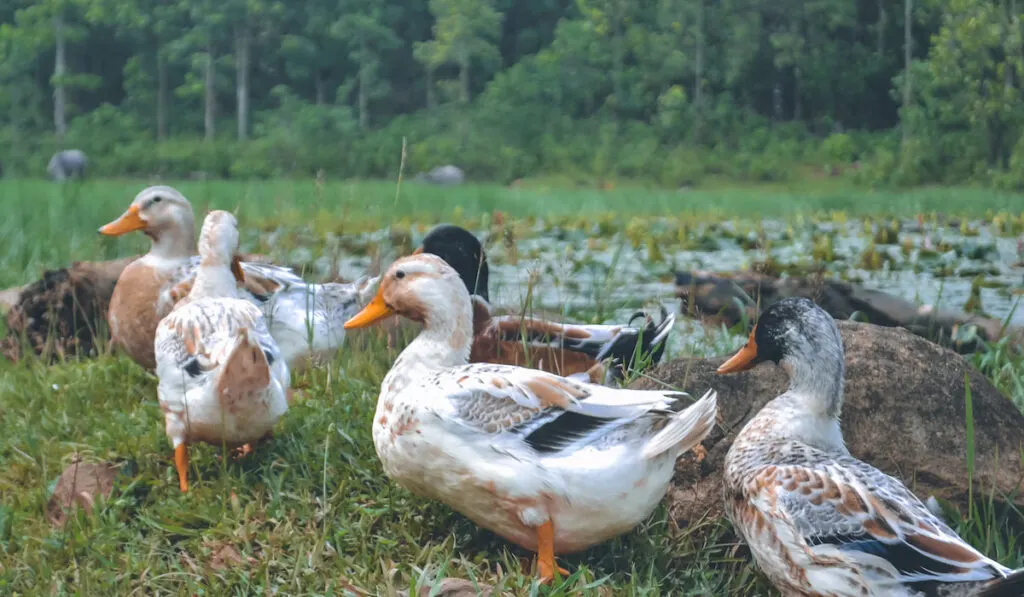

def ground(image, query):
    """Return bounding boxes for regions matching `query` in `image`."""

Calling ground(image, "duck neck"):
[385,284,474,394]
[147,216,197,262]
[769,349,847,454]
[784,351,845,420]
[189,256,239,300]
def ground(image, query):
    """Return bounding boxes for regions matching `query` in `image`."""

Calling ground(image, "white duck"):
[717,297,1024,597]
[342,253,718,582]
[99,185,376,371]
[154,210,290,492]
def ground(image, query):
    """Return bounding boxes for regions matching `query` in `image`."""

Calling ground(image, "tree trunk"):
[877,0,887,56]
[610,2,624,115]
[314,72,325,105]
[157,45,168,140]
[459,46,470,104]
[693,0,704,143]
[793,67,803,121]
[359,41,370,128]
[902,0,912,147]
[204,43,216,141]
[426,66,436,109]
[53,13,67,143]
[235,23,250,141]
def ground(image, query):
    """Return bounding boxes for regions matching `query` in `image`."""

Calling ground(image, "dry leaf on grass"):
[46,458,122,527]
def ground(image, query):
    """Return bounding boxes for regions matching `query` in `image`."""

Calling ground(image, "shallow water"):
[248,216,1024,360]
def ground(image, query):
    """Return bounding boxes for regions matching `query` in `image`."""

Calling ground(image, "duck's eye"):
[395,270,406,280]
[152,196,162,204]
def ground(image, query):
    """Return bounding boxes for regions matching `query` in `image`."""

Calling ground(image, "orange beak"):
[717,328,760,374]
[230,255,246,284]
[411,246,424,255]
[343,285,395,329]
[98,205,147,236]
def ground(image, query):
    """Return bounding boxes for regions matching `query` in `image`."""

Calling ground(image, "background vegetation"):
[4,0,1024,187]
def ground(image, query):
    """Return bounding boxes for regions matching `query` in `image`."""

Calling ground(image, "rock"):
[416,165,465,186]
[2,257,137,363]
[630,320,1024,527]
[400,578,497,597]
[674,270,1024,354]
[46,457,127,527]
[46,149,88,181]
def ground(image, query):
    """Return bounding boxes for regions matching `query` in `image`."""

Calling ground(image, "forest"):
[1,0,1023,187]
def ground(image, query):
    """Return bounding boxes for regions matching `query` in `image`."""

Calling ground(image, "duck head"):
[99,186,196,259]
[717,297,845,418]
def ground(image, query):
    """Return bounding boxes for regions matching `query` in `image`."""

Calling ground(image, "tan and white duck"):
[342,253,718,582]
[99,185,376,371]
[154,211,290,492]
[717,297,1024,597]
[416,224,676,384]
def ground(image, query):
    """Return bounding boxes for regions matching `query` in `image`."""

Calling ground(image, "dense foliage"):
[3,0,1024,187]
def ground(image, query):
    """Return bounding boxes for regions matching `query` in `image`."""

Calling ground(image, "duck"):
[154,211,290,492]
[415,223,676,384]
[99,185,376,371]
[716,297,1024,597]
[342,253,718,582]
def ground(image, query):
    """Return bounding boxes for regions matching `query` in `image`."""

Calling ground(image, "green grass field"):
[1,179,1023,596]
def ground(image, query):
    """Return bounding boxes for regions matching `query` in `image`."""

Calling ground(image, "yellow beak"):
[716,328,760,374]
[343,286,395,329]
[98,205,146,236]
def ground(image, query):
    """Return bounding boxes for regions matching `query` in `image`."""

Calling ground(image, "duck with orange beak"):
[343,253,717,583]
[99,185,376,371]
[718,297,1023,597]
[154,211,290,492]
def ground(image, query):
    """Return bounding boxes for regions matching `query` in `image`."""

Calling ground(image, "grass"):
[1,178,1023,595]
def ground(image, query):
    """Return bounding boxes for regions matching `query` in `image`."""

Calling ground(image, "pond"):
[247,215,1024,360]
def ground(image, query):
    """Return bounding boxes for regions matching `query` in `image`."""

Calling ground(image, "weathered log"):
[675,270,1024,353]
[631,320,1024,528]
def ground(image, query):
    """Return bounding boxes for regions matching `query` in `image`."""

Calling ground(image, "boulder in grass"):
[629,320,1024,527]
[415,165,465,186]
[46,149,88,181]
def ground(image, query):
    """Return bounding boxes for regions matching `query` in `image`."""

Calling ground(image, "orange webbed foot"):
[535,520,569,583]
[174,444,189,492]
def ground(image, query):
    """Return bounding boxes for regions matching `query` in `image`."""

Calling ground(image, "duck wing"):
[487,305,675,379]
[428,363,715,458]
[155,298,278,398]
[737,454,1012,590]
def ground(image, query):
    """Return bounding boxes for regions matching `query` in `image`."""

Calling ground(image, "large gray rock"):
[415,165,465,186]
[47,149,88,181]
[630,320,1024,526]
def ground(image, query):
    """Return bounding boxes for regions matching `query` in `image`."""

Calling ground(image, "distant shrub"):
[822,133,856,163]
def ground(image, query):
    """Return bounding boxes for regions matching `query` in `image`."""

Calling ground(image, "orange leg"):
[535,520,570,583]
[174,444,189,492]
[231,443,254,459]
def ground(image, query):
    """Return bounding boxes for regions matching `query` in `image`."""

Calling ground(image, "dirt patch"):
[631,320,1024,527]
[2,258,136,363]
[1,253,277,364]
